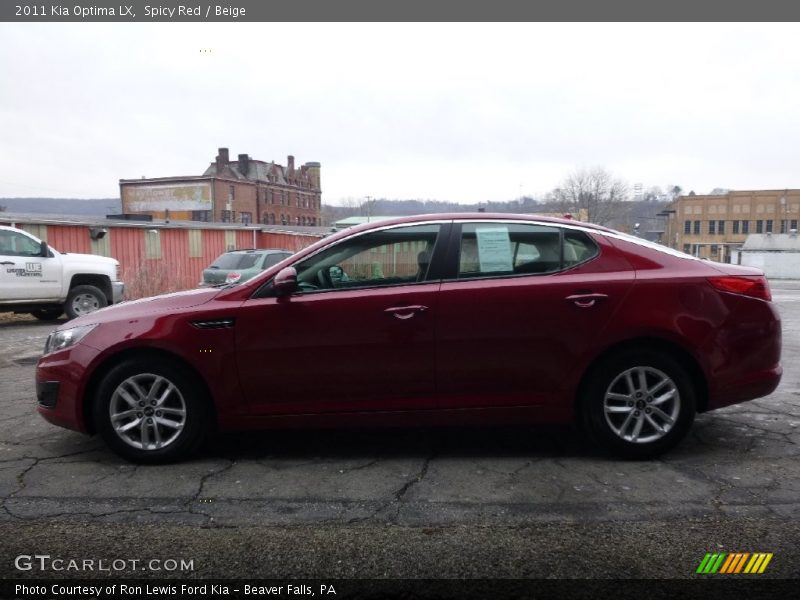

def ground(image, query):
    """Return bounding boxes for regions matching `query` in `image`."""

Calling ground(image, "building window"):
[188,229,203,258]
[718,220,725,234]
[270,213,275,225]
[742,221,749,234]
[683,244,691,254]
[766,220,773,233]
[296,216,301,225]
[144,230,161,260]
[780,220,787,234]
[756,220,763,233]
[708,221,716,235]
[228,186,235,201]
[684,220,691,234]
[733,220,740,234]
[693,220,700,234]
[221,210,235,223]
[711,245,719,255]
[240,212,252,225]
[191,210,211,222]
[791,219,798,231]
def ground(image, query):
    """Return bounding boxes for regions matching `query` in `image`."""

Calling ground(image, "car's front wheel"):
[93,358,210,463]
[581,349,696,459]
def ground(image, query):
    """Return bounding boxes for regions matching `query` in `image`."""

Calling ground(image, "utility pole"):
[364,196,372,222]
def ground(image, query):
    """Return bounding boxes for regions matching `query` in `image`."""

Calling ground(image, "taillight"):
[225,272,242,284]
[708,276,771,301]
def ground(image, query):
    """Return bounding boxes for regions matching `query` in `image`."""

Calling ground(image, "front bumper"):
[111,281,125,304]
[36,343,98,434]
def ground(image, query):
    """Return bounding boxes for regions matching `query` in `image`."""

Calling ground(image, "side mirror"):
[273,266,298,297]
[40,241,50,257]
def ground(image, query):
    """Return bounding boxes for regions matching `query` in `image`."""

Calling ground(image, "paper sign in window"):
[476,227,513,272]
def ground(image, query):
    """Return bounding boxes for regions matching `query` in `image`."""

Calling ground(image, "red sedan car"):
[36,214,782,463]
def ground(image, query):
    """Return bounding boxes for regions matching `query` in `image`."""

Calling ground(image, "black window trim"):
[441,219,599,283]
[252,220,453,299]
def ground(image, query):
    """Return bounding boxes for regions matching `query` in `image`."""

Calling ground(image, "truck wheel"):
[65,285,107,319]
[31,308,63,321]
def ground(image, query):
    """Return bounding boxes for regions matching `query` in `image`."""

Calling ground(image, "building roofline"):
[0,212,326,235]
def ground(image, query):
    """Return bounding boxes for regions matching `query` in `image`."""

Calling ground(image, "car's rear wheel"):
[93,358,210,463]
[581,349,696,459]
[30,308,63,321]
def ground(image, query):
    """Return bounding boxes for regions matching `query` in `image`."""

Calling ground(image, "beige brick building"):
[662,190,800,263]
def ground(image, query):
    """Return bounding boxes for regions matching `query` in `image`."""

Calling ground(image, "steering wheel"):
[317,268,333,288]
[297,281,319,292]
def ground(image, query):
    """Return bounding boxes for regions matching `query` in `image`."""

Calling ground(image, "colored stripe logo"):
[696,552,773,574]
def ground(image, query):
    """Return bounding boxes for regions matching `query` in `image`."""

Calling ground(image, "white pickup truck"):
[0,225,124,320]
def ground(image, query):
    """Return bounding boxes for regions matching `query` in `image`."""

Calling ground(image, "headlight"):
[44,324,98,355]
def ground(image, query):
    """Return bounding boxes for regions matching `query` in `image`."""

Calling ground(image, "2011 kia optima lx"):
[36,214,782,463]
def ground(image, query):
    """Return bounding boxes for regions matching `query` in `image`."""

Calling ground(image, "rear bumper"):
[704,297,782,411]
[705,365,782,411]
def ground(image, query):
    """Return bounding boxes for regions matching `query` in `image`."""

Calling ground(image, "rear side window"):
[457,223,598,279]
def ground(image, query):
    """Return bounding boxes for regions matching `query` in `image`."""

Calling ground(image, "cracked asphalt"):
[1,282,799,580]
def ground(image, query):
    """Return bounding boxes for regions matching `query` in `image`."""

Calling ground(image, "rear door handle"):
[0,261,14,266]
[384,305,428,320]
[565,293,608,308]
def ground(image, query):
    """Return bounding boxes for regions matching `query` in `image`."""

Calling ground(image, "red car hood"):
[68,287,221,327]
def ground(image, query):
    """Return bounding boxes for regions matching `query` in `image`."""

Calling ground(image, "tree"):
[551,167,629,225]
[666,185,683,200]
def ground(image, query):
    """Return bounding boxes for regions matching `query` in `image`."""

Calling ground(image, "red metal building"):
[0,213,325,299]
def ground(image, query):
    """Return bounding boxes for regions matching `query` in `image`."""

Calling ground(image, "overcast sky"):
[1,23,799,205]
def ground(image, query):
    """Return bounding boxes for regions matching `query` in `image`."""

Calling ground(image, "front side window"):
[0,230,42,256]
[456,223,598,279]
[292,224,441,293]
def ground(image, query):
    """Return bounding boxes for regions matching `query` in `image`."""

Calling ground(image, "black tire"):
[30,308,63,321]
[65,284,107,319]
[93,358,211,463]
[580,349,696,459]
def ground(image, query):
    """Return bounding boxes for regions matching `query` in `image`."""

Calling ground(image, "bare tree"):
[552,167,629,225]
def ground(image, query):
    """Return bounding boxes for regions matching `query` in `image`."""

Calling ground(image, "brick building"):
[661,189,800,263]
[120,148,322,226]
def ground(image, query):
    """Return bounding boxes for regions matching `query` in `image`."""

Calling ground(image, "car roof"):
[338,213,615,235]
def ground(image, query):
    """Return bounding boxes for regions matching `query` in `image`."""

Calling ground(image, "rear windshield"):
[210,253,260,269]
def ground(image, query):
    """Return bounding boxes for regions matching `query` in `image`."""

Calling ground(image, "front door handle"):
[384,305,428,320]
[565,293,608,308]
[0,261,14,266]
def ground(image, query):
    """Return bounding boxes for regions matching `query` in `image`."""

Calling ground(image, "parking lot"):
[1,282,799,580]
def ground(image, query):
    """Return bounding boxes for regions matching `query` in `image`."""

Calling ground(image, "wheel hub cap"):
[603,366,680,444]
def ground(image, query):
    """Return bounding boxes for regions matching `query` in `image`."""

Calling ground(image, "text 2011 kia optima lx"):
[36,214,782,463]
